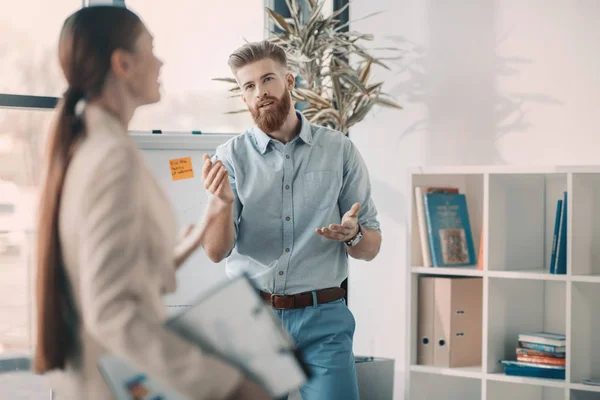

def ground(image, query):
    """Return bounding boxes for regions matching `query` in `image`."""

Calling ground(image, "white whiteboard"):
[130,133,234,311]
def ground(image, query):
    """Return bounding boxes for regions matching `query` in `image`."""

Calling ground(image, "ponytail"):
[32,87,85,373]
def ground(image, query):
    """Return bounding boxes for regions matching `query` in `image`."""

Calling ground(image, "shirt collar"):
[252,111,314,155]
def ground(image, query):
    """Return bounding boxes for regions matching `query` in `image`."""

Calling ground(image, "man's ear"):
[110,49,132,79]
[286,73,295,91]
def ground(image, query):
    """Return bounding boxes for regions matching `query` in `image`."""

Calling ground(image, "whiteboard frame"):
[129,132,236,150]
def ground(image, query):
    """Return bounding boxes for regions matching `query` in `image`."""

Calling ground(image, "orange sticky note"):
[170,157,194,181]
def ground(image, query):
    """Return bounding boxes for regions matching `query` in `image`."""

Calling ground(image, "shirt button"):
[286,155,290,159]
[285,185,290,190]
[285,216,290,221]
[279,271,284,276]
[285,248,290,252]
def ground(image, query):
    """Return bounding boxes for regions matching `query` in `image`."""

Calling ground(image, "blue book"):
[549,199,562,273]
[501,361,565,380]
[553,192,567,275]
[423,193,476,267]
[519,341,566,354]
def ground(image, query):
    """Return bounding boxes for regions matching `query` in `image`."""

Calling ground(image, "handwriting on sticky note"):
[170,157,194,181]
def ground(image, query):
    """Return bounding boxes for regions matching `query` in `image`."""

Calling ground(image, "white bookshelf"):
[406,166,600,400]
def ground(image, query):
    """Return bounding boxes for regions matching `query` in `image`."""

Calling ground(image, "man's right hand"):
[202,154,235,204]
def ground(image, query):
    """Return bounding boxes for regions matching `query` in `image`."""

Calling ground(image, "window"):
[125,0,266,133]
[0,108,54,354]
[0,0,81,362]
[0,2,82,97]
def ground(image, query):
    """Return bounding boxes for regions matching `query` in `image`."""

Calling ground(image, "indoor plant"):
[214,0,402,135]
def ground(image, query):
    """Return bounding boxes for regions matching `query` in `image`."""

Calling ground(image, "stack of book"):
[500,332,566,380]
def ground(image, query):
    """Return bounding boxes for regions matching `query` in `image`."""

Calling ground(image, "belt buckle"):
[270,294,294,310]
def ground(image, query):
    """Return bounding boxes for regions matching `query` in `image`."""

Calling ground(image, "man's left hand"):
[316,203,360,242]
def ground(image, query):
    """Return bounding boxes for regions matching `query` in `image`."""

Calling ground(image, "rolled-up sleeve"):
[79,145,243,399]
[338,139,381,232]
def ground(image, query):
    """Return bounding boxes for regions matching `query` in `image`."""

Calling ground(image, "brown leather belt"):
[260,287,346,310]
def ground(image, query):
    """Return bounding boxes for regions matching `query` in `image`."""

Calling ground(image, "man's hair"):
[228,40,288,73]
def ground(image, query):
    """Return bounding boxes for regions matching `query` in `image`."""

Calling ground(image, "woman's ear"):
[110,49,133,79]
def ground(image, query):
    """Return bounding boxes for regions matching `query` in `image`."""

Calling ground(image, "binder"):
[417,276,482,368]
[433,278,452,367]
[417,277,435,365]
[447,278,483,367]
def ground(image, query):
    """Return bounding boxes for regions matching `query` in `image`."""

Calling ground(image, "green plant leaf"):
[374,96,403,109]
[340,74,368,94]
[294,88,332,108]
[224,109,249,114]
[347,100,375,128]
[266,8,293,33]
[359,58,372,85]
[285,0,302,32]
[212,77,237,84]
[310,108,340,124]
[367,82,384,94]
[328,2,350,21]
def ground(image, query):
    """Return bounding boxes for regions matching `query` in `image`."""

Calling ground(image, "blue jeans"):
[275,297,359,400]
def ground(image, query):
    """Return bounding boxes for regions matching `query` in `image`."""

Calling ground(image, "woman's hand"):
[173,224,203,269]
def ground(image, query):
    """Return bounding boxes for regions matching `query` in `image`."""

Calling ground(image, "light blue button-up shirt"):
[215,112,381,294]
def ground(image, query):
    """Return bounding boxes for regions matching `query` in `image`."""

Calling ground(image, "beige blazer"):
[48,104,242,399]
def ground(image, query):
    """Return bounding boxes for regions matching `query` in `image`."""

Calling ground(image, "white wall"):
[347,0,600,398]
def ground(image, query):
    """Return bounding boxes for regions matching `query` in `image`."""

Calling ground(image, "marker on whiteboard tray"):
[150,130,203,134]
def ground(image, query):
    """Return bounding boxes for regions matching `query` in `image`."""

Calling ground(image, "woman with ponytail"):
[34,6,267,400]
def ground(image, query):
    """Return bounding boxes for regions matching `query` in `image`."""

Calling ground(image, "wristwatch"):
[345,224,363,247]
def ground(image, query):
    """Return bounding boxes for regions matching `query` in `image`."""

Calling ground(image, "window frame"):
[0,0,86,111]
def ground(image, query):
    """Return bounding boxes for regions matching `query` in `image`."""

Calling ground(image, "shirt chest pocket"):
[303,171,340,210]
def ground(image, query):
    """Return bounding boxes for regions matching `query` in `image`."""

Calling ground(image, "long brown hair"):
[33,5,143,373]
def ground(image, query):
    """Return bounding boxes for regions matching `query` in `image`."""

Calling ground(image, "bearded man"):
[199,40,382,400]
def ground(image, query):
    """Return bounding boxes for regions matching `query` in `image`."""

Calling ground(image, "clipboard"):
[98,274,309,399]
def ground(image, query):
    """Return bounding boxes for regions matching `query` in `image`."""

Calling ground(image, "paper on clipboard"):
[98,274,309,399]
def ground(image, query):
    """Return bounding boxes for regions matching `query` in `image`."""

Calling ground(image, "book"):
[500,360,565,370]
[549,199,562,273]
[516,355,566,366]
[500,361,565,380]
[98,356,185,400]
[414,186,432,267]
[552,192,567,274]
[98,274,309,399]
[518,341,566,354]
[423,193,476,267]
[518,332,566,347]
[414,186,459,267]
[516,347,565,358]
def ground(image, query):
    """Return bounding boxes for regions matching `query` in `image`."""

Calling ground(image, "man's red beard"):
[250,92,291,134]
